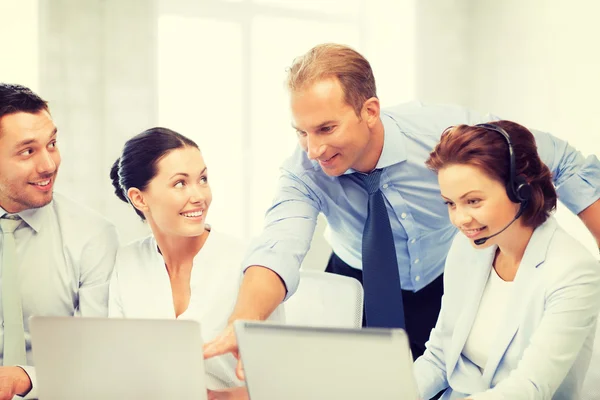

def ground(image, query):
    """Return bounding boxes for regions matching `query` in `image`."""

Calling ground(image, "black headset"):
[474,123,532,204]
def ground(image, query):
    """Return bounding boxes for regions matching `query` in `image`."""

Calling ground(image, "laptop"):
[234,321,420,400]
[30,317,208,400]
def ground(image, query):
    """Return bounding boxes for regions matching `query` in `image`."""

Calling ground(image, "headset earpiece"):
[513,175,532,204]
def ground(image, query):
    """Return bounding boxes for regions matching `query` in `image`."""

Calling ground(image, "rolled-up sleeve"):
[242,169,321,300]
[533,129,600,213]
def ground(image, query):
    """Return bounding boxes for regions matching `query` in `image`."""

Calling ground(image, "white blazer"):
[108,229,284,389]
[414,217,600,400]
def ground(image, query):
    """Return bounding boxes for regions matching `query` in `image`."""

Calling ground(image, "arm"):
[470,258,600,399]
[204,167,321,363]
[578,199,600,248]
[533,130,600,244]
[78,224,119,317]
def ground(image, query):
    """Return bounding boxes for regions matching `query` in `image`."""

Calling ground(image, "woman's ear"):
[127,187,149,215]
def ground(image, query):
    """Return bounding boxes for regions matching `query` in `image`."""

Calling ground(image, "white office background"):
[1,0,599,266]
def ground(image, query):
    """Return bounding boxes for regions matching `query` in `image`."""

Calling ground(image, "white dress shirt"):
[0,192,119,399]
[108,229,284,389]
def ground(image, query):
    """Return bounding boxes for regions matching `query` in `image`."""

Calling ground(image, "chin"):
[183,224,207,237]
[321,164,348,177]
[22,193,54,210]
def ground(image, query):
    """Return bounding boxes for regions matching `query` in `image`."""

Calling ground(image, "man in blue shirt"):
[204,43,600,373]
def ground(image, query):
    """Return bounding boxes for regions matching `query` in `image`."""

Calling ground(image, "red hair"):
[425,120,557,228]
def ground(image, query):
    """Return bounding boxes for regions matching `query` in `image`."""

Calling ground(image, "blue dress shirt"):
[242,101,600,300]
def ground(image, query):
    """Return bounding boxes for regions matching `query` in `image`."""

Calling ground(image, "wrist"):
[13,366,33,396]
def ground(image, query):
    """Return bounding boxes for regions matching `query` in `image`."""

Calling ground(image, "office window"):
[158,0,361,240]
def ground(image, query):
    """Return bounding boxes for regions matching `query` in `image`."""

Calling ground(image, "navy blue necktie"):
[357,169,406,329]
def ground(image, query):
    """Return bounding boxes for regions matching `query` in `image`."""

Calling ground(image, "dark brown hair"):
[425,120,557,228]
[0,83,49,135]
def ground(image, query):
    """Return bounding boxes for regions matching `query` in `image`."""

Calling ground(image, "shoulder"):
[51,192,116,233]
[114,235,156,273]
[444,231,475,271]
[543,223,600,282]
[383,101,492,139]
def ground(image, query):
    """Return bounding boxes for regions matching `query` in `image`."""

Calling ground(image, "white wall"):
[466,0,600,257]
[3,0,598,262]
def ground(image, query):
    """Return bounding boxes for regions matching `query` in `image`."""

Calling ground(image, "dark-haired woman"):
[414,121,600,400]
[108,127,282,394]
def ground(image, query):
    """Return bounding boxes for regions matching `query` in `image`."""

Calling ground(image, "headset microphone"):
[474,202,526,245]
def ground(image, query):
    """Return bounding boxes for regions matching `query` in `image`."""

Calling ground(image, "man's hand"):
[207,386,249,400]
[203,322,245,380]
[0,366,32,400]
[203,266,286,380]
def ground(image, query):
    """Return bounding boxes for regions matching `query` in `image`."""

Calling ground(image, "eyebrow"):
[292,120,337,132]
[169,166,207,180]
[14,127,58,148]
[441,190,483,201]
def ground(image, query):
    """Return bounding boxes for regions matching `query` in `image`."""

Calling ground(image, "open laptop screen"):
[235,321,419,400]
[30,317,208,400]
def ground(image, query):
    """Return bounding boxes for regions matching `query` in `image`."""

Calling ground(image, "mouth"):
[180,209,204,220]
[319,153,339,167]
[462,226,487,239]
[29,177,54,192]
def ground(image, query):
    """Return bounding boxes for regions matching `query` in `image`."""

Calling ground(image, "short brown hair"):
[286,43,377,116]
[425,120,557,228]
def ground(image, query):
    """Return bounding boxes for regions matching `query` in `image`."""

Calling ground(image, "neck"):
[153,228,209,274]
[495,222,534,275]
[353,118,385,173]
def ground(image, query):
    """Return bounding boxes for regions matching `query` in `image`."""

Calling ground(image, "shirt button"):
[410,239,416,244]
[414,258,420,264]
[382,183,389,189]
[415,275,421,282]
[400,213,407,219]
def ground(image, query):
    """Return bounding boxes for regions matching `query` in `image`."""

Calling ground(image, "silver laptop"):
[30,317,208,400]
[234,321,420,400]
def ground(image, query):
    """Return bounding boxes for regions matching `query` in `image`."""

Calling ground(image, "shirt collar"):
[0,203,50,233]
[343,112,407,175]
[376,112,408,169]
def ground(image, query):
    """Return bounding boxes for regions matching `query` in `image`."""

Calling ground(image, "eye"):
[444,200,455,208]
[200,176,208,184]
[320,126,334,133]
[48,140,57,149]
[467,199,481,205]
[296,130,307,137]
[20,148,33,156]
[174,180,185,188]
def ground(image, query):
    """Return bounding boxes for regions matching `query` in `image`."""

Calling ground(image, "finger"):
[235,357,245,381]
[204,337,234,359]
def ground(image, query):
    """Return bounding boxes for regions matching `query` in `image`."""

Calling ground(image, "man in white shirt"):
[0,83,119,399]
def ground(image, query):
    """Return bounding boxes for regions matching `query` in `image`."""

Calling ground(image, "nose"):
[36,149,57,175]
[306,134,327,160]
[189,183,208,204]
[453,207,473,227]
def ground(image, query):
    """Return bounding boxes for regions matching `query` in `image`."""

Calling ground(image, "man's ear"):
[127,187,149,215]
[362,97,381,128]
